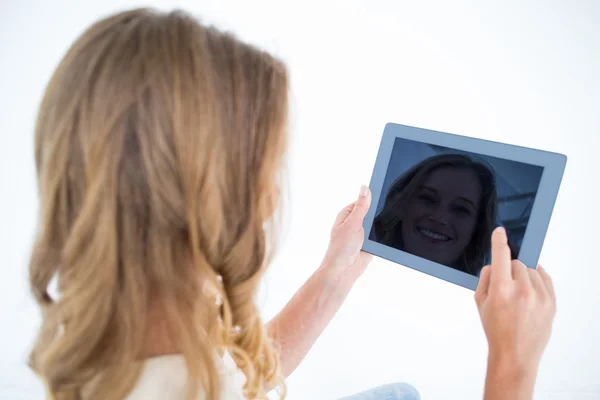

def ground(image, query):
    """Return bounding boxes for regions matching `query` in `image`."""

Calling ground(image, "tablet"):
[362,123,567,290]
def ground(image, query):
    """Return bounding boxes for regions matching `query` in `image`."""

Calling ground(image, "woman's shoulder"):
[126,354,246,400]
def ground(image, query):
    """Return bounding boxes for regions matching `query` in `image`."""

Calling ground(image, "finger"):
[490,227,512,283]
[475,265,491,304]
[511,260,531,287]
[334,202,355,226]
[348,185,371,222]
[527,267,546,297]
[537,265,556,301]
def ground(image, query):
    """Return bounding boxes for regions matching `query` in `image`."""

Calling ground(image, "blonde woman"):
[29,8,557,400]
[371,154,499,276]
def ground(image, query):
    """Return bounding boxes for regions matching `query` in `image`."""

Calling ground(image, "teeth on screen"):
[419,228,449,241]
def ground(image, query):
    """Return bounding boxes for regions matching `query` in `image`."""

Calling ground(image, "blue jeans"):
[339,383,420,400]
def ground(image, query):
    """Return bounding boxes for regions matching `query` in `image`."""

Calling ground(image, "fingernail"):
[493,226,506,236]
[359,185,369,197]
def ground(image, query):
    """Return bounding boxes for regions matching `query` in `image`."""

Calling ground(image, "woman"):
[28,8,418,400]
[28,7,558,400]
[371,154,498,276]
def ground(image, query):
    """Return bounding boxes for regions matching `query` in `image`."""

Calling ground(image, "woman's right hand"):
[475,227,556,400]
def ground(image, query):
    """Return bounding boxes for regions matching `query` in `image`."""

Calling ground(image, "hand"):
[475,227,556,399]
[321,185,374,279]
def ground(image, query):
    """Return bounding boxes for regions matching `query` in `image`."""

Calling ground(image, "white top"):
[125,354,246,400]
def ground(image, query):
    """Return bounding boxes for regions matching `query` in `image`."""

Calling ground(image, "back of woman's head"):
[29,8,288,400]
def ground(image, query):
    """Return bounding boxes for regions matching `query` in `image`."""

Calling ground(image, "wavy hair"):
[371,153,498,275]
[29,8,288,400]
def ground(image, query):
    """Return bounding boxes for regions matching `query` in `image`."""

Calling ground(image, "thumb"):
[349,185,371,222]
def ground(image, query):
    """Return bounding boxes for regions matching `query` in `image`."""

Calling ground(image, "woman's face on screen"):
[401,166,481,267]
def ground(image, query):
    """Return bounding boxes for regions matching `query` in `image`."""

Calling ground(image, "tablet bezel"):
[362,122,567,291]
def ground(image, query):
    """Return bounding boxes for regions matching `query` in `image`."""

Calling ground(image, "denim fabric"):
[339,383,420,400]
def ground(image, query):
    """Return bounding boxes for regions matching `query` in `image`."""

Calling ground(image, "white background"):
[1,1,599,399]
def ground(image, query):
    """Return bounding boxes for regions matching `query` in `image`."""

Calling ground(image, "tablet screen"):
[369,137,544,277]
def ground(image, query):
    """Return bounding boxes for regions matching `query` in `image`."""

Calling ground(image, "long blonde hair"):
[29,8,288,400]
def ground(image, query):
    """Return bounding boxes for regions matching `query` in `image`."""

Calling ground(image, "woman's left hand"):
[321,185,374,280]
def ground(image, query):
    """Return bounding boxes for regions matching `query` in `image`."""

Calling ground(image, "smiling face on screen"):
[401,167,482,267]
